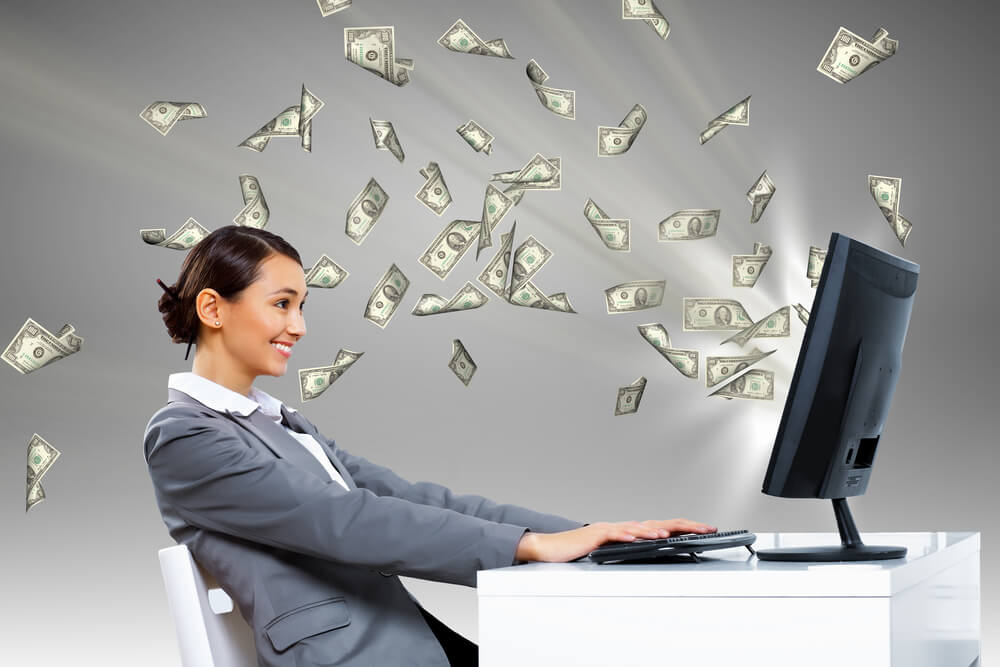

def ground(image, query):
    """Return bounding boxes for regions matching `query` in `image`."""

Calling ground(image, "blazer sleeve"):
[144,409,531,587]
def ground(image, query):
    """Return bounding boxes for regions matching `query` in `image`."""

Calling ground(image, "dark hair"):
[157,225,302,356]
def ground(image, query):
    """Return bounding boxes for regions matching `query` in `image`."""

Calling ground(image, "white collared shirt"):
[167,372,349,491]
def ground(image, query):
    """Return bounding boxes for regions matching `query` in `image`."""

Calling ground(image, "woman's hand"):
[516,519,717,563]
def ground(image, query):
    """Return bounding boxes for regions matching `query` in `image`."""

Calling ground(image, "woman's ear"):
[195,288,222,327]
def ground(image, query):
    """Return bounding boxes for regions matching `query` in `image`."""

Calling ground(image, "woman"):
[144,225,716,667]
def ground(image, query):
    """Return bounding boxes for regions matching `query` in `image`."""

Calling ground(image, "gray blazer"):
[144,387,585,667]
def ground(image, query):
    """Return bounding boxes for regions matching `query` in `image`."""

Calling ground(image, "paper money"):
[732,242,772,287]
[606,280,666,313]
[526,59,575,119]
[298,349,364,402]
[3,317,83,374]
[793,302,810,325]
[317,0,351,16]
[721,305,791,346]
[509,236,553,292]
[598,103,647,156]
[682,298,753,331]
[26,433,61,512]
[508,281,576,312]
[457,119,495,155]
[140,217,210,250]
[370,118,405,162]
[139,101,206,136]
[364,264,409,328]
[438,19,513,58]
[491,153,560,205]
[415,162,453,217]
[637,323,698,379]
[412,282,489,316]
[419,219,481,280]
[478,223,516,299]
[344,26,413,86]
[345,178,389,245]
[584,198,630,251]
[709,368,774,400]
[477,184,514,259]
[448,339,477,386]
[868,174,912,247]
[699,95,750,144]
[747,170,775,224]
[615,376,647,415]
[817,26,897,84]
[706,347,775,387]
[304,254,349,289]
[622,0,670,39]
[658,209,720,241]
[232,174,269,228]
[807,245,826,287]
[239,84,324,152]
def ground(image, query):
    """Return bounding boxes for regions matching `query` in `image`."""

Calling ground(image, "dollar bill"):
[584,198,630,251]
[26,433,61,512]
[448,339,478,386]
[543,292,577,313]
[606,280,666,313]
[747,170,775,224]
[509,235,553,292]
[344,26,413,86]
[316,0,351,16]
[415,162,453,217]
[682,298,753,331]
[658,209,720,240]
[239,84,324,152]
[298,349,364,402]
[807,245,826,287]
[817,26,897,84]
[615,376,647,415]
[637,323,698,379]
[732,242,772,287]
[438,18,513,58]
[706,347,775,387]
[477,183,514,259]
[526,59,575,119]
[370,118,405,162]
[456,119,495,155]
[478,223,516,298]
[598,103,647,156]
[492,154,561,205]
[140,217,210,249]
[3,317,83,374]
[708,368,774,400]
[364,264,409,328]
[304,254,349,289]
[139,101,206,136]
[345,178,389,245]
[699,95,750,145]
[622,0,670,39]
[419,219,481,280]
[508,280,576,312]
[721,305,791,346]
[868,174,912,247]
[233,174,269,228]
[793,302,810,325]
[412,282,489,316]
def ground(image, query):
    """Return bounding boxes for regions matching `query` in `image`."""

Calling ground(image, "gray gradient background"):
[0,0,995,663]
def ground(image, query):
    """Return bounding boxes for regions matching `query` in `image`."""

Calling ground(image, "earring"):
[214,321,220,326]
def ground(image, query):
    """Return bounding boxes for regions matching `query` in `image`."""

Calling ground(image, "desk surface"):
[478,531,979,598]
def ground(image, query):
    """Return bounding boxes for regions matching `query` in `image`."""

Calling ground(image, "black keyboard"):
[589,529,757,564]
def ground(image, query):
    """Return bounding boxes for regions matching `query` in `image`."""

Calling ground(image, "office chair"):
[157,544,258,667]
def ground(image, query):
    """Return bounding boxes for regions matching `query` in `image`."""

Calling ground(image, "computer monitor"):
[757,232,919,562]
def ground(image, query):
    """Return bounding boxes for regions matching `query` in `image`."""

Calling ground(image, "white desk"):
[477,532,980,667]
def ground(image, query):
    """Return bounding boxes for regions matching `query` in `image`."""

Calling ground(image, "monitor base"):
[756,544,906,562]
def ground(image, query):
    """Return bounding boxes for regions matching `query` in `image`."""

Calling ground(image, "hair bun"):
[157,281,192,344]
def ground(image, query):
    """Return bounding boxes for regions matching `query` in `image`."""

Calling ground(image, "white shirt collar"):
[168,372,297,420]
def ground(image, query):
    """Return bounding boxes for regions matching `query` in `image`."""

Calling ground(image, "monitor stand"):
[756,498,907,562]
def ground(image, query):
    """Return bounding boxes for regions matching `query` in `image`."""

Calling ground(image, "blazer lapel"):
[279,404,357,490]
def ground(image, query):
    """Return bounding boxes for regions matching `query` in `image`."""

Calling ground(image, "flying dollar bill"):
[344,26,413,87]
[139,101,206,136]
[868,174,913,247]
[346,178,389,245]
[298,349,364,402]
[415,162,453,217]
[140,217,210,250]
[658,209,720,241]
[304,254,349,289]
[682,298,753,331]
[364,264,409,328]
[491,153,561,205]
[26,433,61,512]
[706,347,775,387]
[526,59,575,119]
[817,26,897,84]
[598,103,647,156]
[412,282,489,316]
[316,0,351,17]
[606,280,666,313]
[793,302,810,325]
[709,368,774,400]
[370,118,405,162]
[3,317,83,374]
[419,219,481,280]
[747,170,775,224]
[637,323,698,379]
[477,183,514,259]
[509,235,553,292]
[239,84,324,152]
[732,242,772,287]
[508,281,576,312]
[456,119,495,155]
[438,19,513,58]
[584,198,630,251]
[721,305,791,346]
[807,245,826,287]
[448,339,477,386]
[615,376,647,415]
[699,95,750,144]
[478,222,516,299]
[622,0,670,39]
[233,174,269,228]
